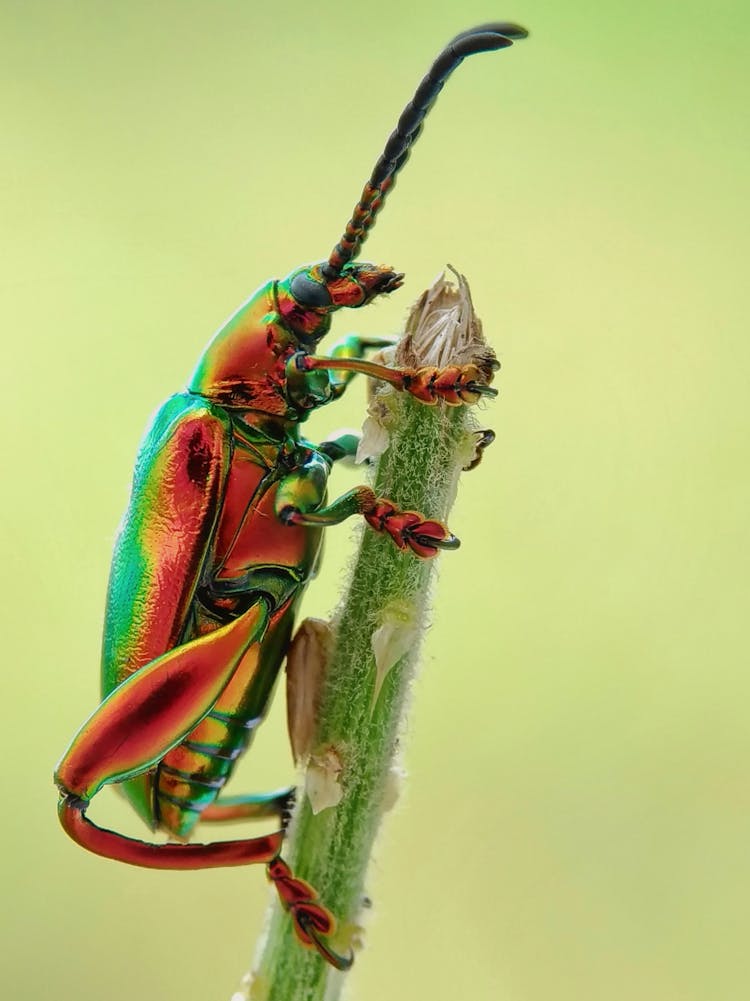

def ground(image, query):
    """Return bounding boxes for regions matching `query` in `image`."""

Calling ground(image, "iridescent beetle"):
[55,23,527,968]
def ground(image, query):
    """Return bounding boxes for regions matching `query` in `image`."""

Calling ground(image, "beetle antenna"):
[324,23,528,276]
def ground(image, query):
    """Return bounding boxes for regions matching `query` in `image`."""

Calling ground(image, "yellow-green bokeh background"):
[3,2,748,999]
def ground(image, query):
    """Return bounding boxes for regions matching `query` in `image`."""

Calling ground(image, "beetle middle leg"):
[278,481,459,559]
[200,788,295,826]
[325,333,398,399]
[275,449,460,559]
[318,430,361,465]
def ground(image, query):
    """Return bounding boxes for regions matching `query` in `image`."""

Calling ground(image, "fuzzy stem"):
[247,271,495,1001]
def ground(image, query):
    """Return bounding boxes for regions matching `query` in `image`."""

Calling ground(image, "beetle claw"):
[414,531,460,552]
[466,381,498,399]
[279,787,297,830]
[267,855,353,969]
[463,428,496,471]
[298,913,355,971]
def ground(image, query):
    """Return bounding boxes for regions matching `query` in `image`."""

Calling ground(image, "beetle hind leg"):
[268,856,354,970]
[55,600,282,868]
[57,793,283,869]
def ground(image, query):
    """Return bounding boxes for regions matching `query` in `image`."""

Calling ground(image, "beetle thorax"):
[188,280,307,417]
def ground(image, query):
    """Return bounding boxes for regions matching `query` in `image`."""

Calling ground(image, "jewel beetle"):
[55,22,527,968]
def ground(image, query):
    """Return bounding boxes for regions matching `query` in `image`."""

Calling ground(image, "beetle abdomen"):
[153,599,297,839]
[156,708,261,838]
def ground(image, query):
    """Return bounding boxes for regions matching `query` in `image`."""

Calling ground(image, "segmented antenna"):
[325,23,528,276]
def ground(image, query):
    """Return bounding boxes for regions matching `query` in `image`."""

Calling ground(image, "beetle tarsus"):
[267,855,352,969]
[363,498,460,558]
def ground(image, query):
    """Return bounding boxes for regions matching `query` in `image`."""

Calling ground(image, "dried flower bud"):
[397,266,497,379]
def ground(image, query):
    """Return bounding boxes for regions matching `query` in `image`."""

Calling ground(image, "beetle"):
[54,22,527,969]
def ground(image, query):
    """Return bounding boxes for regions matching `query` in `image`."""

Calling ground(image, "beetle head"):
[277,262,403,340]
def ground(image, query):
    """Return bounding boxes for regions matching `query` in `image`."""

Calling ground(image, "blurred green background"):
[3,2,749,999]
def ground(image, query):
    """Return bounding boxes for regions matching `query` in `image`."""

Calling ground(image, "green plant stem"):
[250,272,493,1001]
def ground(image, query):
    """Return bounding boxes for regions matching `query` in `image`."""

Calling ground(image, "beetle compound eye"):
[290,271,333,308]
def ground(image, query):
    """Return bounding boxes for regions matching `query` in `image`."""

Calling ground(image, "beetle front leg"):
[300,354,498,405]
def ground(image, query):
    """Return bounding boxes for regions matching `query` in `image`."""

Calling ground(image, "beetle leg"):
[57,796,284,869]
[200,788,295,825]
[326,333,399,398]
[200,787,352,967]
[277,485,374,529]
[317,430,361,465]
[278,484,460,559]
[55,600,286,869]
[300,354,497,405]
[268,857,354,970]
[273,448,458,557]
[329,333,398,356]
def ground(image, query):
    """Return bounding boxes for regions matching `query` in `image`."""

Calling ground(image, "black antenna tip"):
[454,23,529,42]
